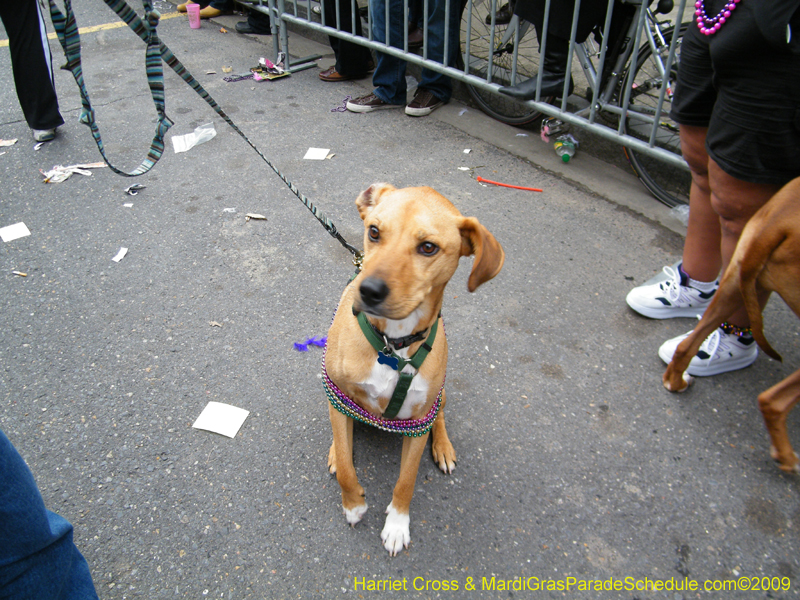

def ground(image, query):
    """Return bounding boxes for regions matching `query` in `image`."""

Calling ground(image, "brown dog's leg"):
[381,433,430,556]
[328,404,367,524]
[663,271,743,392]
[758,368,800,473]
[431,390,456,474]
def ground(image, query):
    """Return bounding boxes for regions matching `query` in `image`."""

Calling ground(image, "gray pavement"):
[1,3,799,599]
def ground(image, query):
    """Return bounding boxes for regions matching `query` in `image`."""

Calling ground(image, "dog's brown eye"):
[418,242,438,256]
[368,225,380,242]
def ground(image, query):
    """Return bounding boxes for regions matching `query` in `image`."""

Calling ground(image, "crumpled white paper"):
[171,122,216,154]
[40,162,106,183]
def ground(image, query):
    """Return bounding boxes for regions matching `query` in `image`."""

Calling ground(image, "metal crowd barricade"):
[234,0,689,171]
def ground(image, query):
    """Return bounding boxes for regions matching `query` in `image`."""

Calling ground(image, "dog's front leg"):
[431,390,456,474]
[381,432,429,556]
[328,404,367,525]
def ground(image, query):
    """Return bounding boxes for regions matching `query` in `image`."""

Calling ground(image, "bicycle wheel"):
[619,24,691,207]
[460,0,544,126]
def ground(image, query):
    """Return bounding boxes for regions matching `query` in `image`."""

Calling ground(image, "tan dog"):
[323,183,504,555]
[663,177,800,472]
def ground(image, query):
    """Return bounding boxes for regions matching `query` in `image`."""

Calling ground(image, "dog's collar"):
[353,307,440,420]
[351,307,430,350]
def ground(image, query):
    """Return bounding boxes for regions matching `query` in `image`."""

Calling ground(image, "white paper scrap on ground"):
[303,147,330,160]
[111,247,128,262]
[172,122,216,154]
[192,401,250,438]
[0,222,31,242]
[40,162,106,183]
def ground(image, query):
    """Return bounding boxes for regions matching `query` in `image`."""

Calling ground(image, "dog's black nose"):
[359,277,390,308]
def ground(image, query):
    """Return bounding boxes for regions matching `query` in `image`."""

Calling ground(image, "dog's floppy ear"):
[459,217,505,292]
[355,183,396,221]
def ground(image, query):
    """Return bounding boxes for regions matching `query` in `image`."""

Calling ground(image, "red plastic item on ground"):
[476,176,543,192]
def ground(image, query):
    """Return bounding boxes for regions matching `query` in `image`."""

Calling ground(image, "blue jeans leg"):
[0,429,99,600]
[418,0,461,102]
[370,0,408,105]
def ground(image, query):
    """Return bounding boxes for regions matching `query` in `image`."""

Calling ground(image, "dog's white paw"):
[344,502,368,526]
[681,371,693,388]
[436,455,456,474]
[381,503,410,556]
[663,371,693,392]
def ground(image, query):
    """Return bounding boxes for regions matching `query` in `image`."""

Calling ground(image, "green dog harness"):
[355,310,439,419]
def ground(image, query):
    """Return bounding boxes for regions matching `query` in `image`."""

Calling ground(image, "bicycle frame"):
[571,4,674,128]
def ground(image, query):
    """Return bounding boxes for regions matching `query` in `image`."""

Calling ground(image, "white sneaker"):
[32,128,56,142]
[658,327,758,376]
[626,264,717,319]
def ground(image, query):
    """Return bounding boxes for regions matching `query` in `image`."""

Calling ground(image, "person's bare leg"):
[707,158,780,327]
[678,125,722,283]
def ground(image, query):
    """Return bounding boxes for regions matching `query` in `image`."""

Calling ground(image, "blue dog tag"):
[377,352,399,370]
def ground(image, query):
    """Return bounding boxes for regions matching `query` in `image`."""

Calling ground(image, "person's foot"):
[486,2,515,25]
[32,128,56,142]
[626,264,718,319]
[177,2,195,12]
[346,93,403,113]
[407,27,423,49]
[198,6,231,18]
[658,327,758,376]
[318,66,369,81]
[235,20,270,34]
[405,88,445,117]
[499,73,574,100]
[500,34,573,100]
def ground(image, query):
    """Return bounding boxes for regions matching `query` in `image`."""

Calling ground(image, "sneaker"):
[405,88,445,117]
[658,326,758,376]
[346,93,403,113]
[626,264,717,319]
[32,128,56,142]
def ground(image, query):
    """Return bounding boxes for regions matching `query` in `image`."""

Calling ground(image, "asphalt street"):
[2,2,800,599]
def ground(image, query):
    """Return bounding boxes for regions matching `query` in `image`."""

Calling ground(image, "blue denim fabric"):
[0,430,99,600]
[370,0,461,105]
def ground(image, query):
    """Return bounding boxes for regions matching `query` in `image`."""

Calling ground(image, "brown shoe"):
[177,1,195,12]
[407,27,423,49]
[346,93,403,113]
[198,6,231,18]
[405,88,445,117]
[319,66,371,82]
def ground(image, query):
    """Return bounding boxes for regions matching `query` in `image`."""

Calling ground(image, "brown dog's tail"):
[738,213,785,362]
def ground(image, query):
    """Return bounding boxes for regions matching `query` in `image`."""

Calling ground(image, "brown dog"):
[323,183,504,554]
[663,177,800,472]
